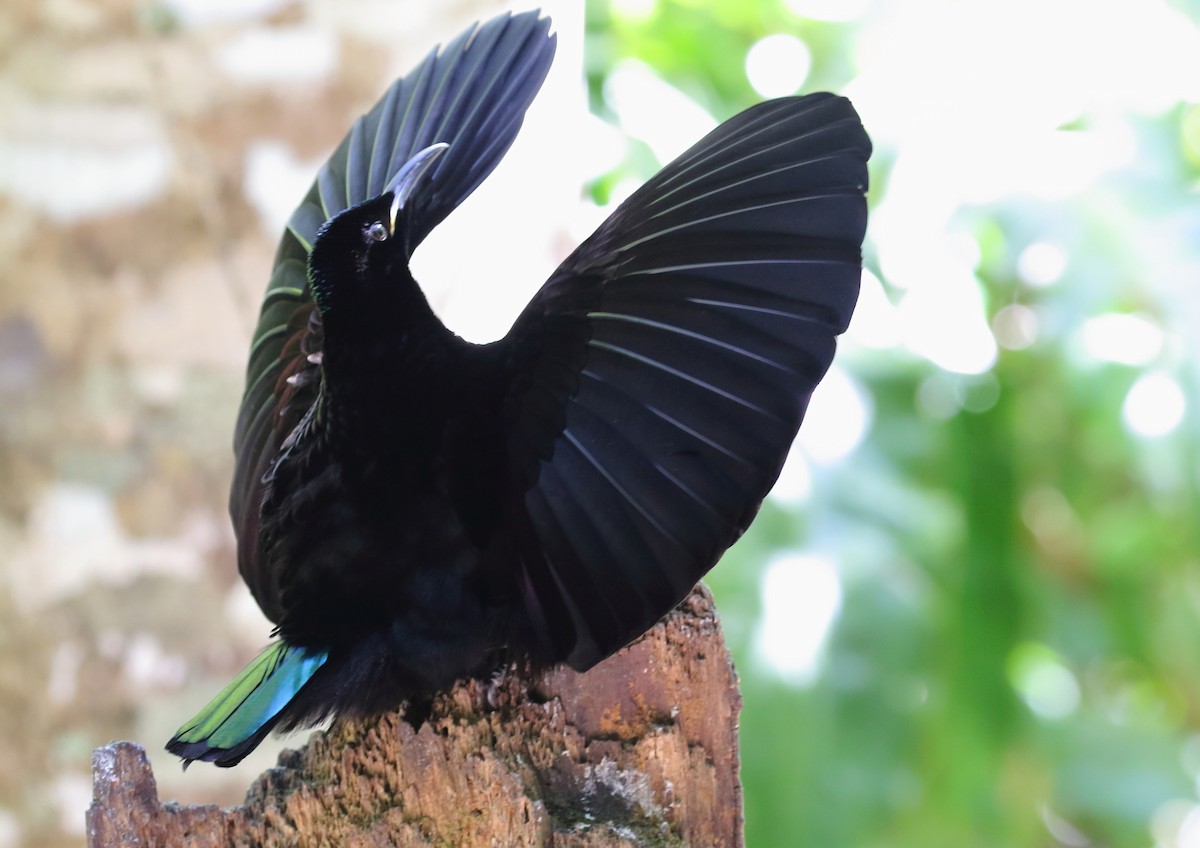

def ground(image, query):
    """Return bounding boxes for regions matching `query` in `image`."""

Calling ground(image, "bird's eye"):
[364,221,388,243]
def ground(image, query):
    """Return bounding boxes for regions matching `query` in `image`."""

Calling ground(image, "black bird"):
[167,10,870,767]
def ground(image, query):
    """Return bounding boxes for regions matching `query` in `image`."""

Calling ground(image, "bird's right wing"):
[499,94,871,670]
[232,11,556,617]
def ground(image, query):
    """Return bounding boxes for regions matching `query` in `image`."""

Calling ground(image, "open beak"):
[387,142,450,233]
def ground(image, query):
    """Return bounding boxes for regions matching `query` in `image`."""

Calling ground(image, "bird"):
[167,9,871,768]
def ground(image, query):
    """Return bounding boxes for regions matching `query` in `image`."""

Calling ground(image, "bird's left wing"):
[498,94,871,670]
[232,12,556,616]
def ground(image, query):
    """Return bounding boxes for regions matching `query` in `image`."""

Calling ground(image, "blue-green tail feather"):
[167,641,327,768]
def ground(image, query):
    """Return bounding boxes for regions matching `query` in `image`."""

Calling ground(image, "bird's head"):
[308,143,449,317]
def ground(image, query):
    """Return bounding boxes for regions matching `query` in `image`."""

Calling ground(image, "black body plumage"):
[167,10,871,767]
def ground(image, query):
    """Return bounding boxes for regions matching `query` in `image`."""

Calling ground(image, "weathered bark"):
[87,587,743,847]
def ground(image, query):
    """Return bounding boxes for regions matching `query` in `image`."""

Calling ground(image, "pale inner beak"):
[387,142,451,233]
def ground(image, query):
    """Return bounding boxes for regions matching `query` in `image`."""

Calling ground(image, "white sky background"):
[411,1,601,341]
[845,0,1198,437]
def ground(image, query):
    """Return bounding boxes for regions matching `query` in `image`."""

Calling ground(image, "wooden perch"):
[86,587,743,847]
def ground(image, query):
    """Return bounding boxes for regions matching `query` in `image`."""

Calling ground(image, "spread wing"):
[500,94,871,669]
[232,12,556,618]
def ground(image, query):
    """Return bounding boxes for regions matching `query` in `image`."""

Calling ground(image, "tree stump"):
[86,587,743,846]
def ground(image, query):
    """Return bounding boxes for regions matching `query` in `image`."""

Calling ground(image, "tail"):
[166,641,328,768]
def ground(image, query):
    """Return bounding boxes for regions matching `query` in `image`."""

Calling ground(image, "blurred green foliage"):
[585,1,1200,845]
